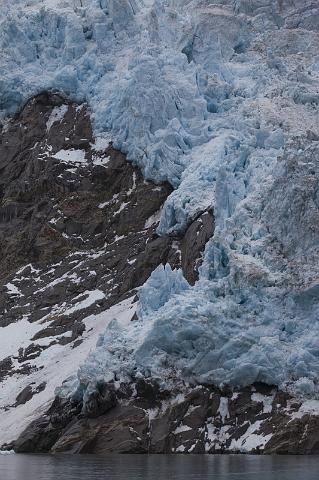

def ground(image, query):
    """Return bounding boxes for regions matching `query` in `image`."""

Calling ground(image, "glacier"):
[1,0,319,400]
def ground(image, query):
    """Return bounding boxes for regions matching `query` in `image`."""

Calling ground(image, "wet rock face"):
[13,396,82,454]
[82,384,117,419]
[0,92,214,442]
[15,382,46,407]
[181,210,214,285]
[0,91,170,281]
[0,92,91,273]
[14,381,319,455]
[0,92,213,330]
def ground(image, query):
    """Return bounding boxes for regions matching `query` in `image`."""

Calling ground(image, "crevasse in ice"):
[1,0,319,398]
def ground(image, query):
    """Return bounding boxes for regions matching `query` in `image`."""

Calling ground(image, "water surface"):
[0,454,318,480]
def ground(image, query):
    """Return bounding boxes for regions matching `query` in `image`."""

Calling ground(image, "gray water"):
[0,454,319,480]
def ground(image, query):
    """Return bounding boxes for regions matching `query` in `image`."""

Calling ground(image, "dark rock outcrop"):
[15,382,46,407]
[180,210,214,285]
[14,381,319,455]
[83,384,117,419]
[14,397,82,454]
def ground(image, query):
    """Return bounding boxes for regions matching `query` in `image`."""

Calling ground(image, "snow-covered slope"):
[0,0,319,448]
[0,296,135,445]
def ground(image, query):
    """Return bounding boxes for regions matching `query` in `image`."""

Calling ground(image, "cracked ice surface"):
[1,1,319,398]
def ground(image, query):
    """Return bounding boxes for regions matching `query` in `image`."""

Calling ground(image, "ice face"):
[1,0,319,399]
[137,264,190,319]
[133,138,319,395]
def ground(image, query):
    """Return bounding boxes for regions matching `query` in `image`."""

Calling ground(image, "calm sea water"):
[0,454,319,480]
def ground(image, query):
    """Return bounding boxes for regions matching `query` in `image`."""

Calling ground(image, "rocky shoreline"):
[9,380,319,455]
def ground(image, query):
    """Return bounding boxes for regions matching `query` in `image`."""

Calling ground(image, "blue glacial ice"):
[1,0,319,398]
[137,264,190,319]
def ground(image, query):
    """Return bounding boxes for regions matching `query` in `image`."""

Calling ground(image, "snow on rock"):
[217,397,230,423]
[251,392,275,414]
[53,149,86,164]
[173,424,192,435]
[5,283,24,297]
[46,104,68,131]
[229,420,272,453]
[0,318,44,361]
[288,399,319,421]
[91,135,112,152]
[62,289,105,316]
[0,297,136,446]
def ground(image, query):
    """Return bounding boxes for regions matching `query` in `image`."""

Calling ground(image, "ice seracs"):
[137,264,190,319]
[1,0,319,403]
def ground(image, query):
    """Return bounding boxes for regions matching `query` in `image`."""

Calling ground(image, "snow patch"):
[251,392,275,414]
[173,424,192,435]
[230,420,272,452]
[5,283,23,297]
[0,296,136,446]
[46,105,68,131]
[53,149,86,164]
[91,135,112,152]
[63,289,105,316]
[217,397,229,422]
